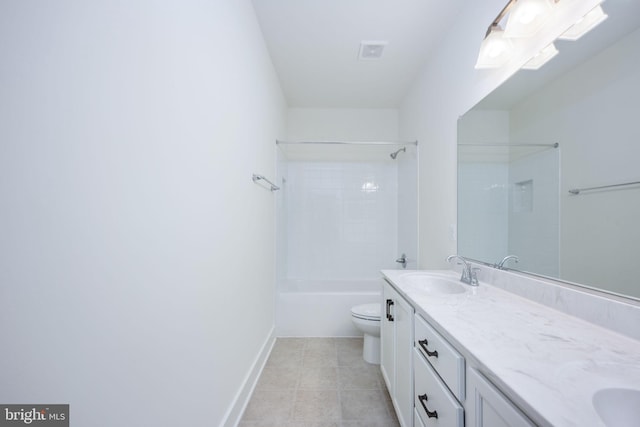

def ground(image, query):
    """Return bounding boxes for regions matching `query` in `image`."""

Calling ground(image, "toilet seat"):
[351,303,381,321]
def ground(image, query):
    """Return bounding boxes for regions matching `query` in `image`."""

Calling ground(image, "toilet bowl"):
[350,303,381,364]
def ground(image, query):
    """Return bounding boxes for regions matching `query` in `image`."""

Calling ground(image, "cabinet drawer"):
[415,314,465,401]
[414,349,463,427]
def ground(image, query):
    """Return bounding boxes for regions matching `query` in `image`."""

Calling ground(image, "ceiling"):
[251,0,466,108]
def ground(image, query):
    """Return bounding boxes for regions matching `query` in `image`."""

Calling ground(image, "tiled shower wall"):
[285,161,399,280]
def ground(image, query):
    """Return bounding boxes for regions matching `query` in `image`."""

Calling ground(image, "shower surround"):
[275,144,418,336]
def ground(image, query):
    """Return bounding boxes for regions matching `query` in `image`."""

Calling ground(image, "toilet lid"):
[351,303,381,320]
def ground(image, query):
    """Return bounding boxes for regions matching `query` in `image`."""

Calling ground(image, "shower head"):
[390,147,406,159]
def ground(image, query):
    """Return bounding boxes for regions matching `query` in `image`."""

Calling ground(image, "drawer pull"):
[418,339,439,358]
[386,299,395,321]
[418,394,438,419]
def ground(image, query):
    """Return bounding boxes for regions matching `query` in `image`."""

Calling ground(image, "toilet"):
[350,303,381,364]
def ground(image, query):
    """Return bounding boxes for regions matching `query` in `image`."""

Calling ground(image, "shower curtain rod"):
[276,139,418,146]
[458,142,559,148]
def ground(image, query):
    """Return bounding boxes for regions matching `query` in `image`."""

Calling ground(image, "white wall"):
[458,110,511,148]
[287,108,399,141]
[399,0,517,269]
[0,2,286,426]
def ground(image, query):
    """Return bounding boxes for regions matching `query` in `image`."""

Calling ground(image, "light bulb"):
[504,0,554,38]
[475,26,514,69]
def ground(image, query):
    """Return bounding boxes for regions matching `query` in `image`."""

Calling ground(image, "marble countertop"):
[382,269,640,427]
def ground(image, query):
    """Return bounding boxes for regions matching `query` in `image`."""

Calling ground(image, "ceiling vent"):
[358,41,388,60]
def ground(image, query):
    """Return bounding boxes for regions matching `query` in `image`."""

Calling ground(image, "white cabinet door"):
[381,281,396,394]
[380,280,414,427]
[394,288,414,427]
[466,368,535,427]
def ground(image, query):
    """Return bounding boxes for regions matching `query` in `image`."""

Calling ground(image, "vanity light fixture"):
[504,0,555,38]
[522,42,558,69]
[475,0,606,70]
[558,5,608,41]
[475,0,518,69]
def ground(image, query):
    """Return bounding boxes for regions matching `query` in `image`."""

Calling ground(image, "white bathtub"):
[276,279,383,337]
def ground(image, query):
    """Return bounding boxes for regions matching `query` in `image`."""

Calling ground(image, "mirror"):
[457,0,640,300]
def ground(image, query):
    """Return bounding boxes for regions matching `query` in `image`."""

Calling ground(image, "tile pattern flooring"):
[239,337,401,427]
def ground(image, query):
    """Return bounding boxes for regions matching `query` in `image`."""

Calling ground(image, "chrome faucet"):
[446,255,478,286]
[495,255,519,270]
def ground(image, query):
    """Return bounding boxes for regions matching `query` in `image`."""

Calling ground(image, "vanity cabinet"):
[383,275,538,427]
[381,280,414,427]
[466,368,535,427]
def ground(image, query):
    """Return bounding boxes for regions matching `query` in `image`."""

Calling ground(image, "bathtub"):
[276,279,383,337]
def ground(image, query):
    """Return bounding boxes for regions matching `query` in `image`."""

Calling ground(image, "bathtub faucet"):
[395,253,407,269]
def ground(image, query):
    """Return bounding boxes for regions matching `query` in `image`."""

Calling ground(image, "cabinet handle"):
[418,339,438,358]
[385,299,394,321]
[418,394,438,419]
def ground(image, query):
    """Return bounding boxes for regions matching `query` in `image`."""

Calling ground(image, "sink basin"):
[593,388,640,427]
[400,273,466,295]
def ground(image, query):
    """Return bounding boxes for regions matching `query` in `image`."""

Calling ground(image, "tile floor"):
[239,337,401,427]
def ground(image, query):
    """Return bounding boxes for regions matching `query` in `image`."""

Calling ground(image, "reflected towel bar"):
[458,142,559,147]
[568,180,640,195]
[252,174,280,191]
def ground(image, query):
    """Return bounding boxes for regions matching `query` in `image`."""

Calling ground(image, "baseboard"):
[220,326,276,427]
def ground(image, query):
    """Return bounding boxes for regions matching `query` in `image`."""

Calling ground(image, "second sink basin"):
[593,388,640,427]
[400,272,466,295]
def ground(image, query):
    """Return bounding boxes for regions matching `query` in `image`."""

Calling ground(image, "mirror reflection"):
[457,0,640,300]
